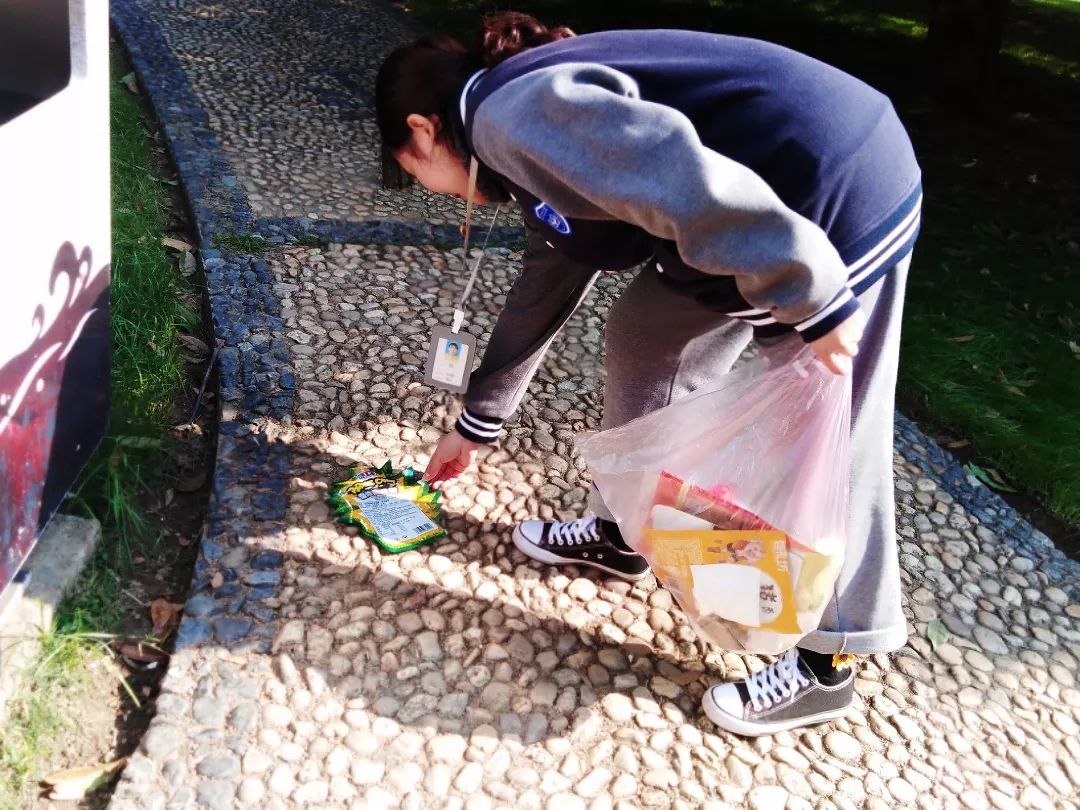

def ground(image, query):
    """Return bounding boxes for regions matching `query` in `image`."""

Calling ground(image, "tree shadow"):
[246,434,759,751]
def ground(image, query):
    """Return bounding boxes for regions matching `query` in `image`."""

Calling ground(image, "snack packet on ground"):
[328,461,447,553]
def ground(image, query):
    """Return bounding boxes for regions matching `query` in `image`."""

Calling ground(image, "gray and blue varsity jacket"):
[453,29,922,444]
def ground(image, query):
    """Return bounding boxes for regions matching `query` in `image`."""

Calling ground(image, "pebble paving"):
[111,1,1079,808]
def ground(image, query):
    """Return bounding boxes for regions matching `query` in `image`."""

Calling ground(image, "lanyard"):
[452,157,500,334]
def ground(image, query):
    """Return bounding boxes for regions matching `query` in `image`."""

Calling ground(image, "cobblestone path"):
[110,2,1079,809]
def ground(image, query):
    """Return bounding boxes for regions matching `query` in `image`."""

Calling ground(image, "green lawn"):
[407,0,1080,525]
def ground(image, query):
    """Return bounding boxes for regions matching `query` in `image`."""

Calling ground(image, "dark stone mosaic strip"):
[894,414,1078,598]
[114,1,292,654]
[259,216,527,250]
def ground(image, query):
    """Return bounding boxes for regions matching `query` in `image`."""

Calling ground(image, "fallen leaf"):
[164,488,175,507]
[950,335,976,343]
[120,72,139,94]
[965,463,1019,493]
[211,572,225,589]
[180,251,197,277]
[42,759,127,801]
[171,422,204,437]
[162,236,194,251]
[178,334,209,356]
[927,618,949,649]
[985,467,1018,492]
[946,439,970,449]
[178,535,192,547]
[116,641,168,665]
[150,598,184,637]
[156,177,180,186]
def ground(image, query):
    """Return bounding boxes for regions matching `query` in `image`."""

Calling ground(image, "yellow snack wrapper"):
[644,526,801,635]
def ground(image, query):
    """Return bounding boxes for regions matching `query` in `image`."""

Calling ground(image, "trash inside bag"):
[328,461,447,553]
[579,348,851,654]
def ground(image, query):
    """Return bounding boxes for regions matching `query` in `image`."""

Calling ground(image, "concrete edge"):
[0,513,102,723]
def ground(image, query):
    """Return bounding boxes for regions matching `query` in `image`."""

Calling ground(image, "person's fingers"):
[830,352,853,376]
[428,457,470,487]
[842,330,862,356]
[423,457,446,484]
[845,312,866,352]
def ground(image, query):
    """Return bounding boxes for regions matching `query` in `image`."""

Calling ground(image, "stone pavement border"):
[892,414,1074,589]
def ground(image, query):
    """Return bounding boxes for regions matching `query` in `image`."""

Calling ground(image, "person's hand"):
[808,308,866,375]
[423,430,482,487]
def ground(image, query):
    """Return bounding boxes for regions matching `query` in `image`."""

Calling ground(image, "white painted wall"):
[0,0,111,593]
[0,0,110,365]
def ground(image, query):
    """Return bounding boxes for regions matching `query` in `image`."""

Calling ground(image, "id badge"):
[423,325,476,394]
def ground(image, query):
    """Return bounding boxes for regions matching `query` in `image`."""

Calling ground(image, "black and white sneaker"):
[512,516,651,581]
[702,648,854,737]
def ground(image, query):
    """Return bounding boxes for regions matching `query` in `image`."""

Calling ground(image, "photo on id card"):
[423,325,476,394]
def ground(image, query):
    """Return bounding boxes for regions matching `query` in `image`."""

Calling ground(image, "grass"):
[291,233,324,248]
[0,614,120,806]
[214,230,269,254]
[65,57,194,568]
[407,0,1080,526]
[0,55,193,807]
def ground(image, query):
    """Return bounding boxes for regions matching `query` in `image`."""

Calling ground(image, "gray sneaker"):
[702,648,853,736]
[512,516,651,581]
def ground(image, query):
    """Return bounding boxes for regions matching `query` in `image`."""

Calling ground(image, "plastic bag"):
[578,347,851,655]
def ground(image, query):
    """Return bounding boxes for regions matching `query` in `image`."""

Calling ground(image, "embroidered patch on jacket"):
[533,201,572,235]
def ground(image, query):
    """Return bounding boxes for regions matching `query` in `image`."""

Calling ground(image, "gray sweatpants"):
[590,256,912,656]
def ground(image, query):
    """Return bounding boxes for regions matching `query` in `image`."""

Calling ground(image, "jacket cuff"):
[793,287,861,343]
[456,407,504,444]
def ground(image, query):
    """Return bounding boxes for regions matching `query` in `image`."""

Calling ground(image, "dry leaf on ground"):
[178,334,210,356]
[180,250,197,277]
[42,759,127,801]
[150,598,184,637]
[161,236,194,251]
[116,640,169,665]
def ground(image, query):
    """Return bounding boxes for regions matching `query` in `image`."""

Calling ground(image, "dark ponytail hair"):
[477,11,575,68]
[376,11,574,188]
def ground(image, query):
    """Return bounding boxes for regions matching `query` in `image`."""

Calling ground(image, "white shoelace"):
[547,517,601,547]
[745,649,810,712]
